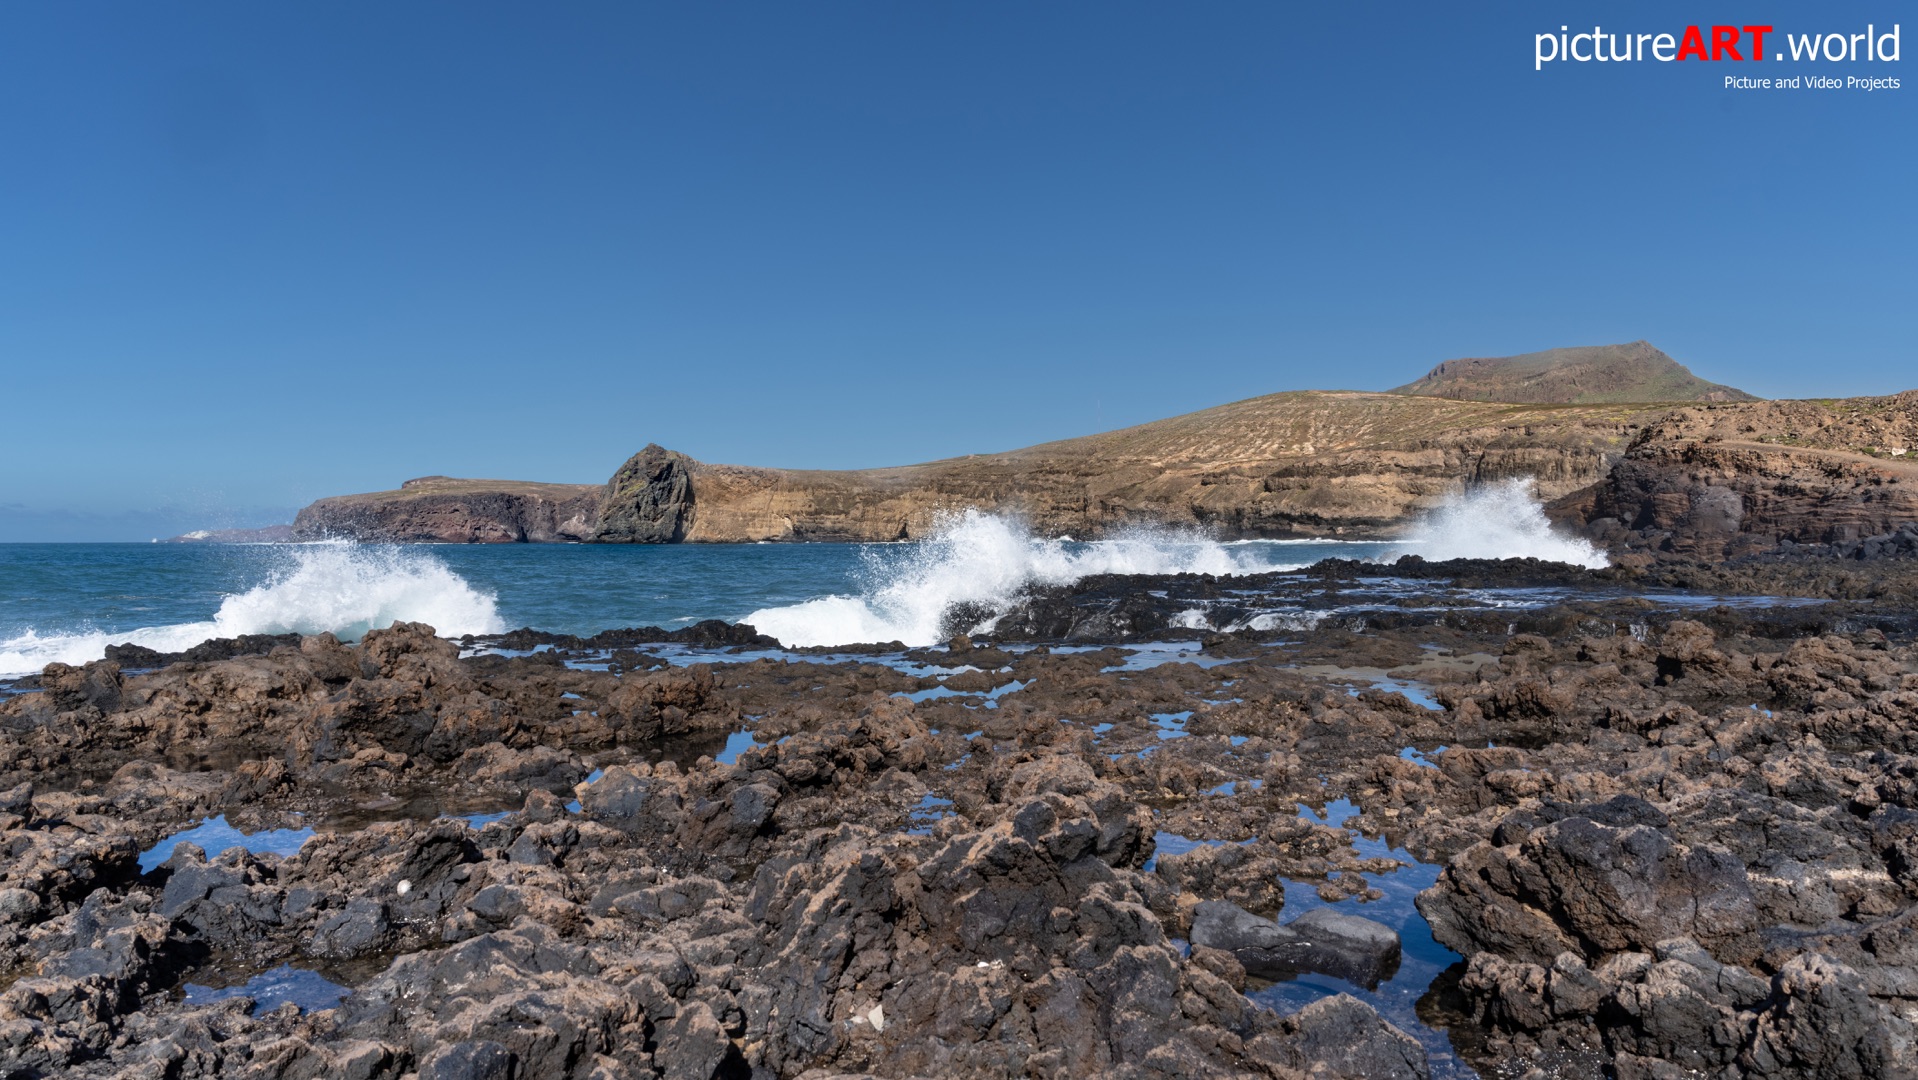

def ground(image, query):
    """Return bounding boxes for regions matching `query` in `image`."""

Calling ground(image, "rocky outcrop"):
[1553,393,1918,559]
[1458,944,1911,1079]
[292,478,603,543]
[1390,341,1755,405]
[591,445,693,543]
[1415,794,1760,967]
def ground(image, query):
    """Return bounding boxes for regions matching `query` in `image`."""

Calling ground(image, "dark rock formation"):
[1415,799,1759,967]
[292,479,603,543]
[592,444,695,543]
[1267,994,1432,1080]
[102,633,304,670]
[0,622,1465,1078]
[1553,393,1918,559]
[1458,943,1913,1079]
[1189,900,1402,988]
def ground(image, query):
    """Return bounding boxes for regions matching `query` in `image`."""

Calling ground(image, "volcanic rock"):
[1189,900,1402,988]
[292,478,603,543]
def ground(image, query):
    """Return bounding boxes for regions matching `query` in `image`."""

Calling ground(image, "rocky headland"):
[2,540,1918,1077]
[290,343,1815,546]
[1551,394,1918,560]
[294,477,604,545]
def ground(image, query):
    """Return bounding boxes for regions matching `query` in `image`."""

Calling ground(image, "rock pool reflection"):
[1248,800,1476,1078]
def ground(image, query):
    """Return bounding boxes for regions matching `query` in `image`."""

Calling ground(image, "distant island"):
[283,342,1917,559]
[164,525,297,544]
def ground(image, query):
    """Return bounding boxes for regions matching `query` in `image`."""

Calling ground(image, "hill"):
[297,394,1664,543]
[665,393,1660,541]
[1389,342,1755,405]
[294,344,1918,552]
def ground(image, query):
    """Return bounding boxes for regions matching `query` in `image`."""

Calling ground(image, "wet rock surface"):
[1190,901,1402,989]
[0,549,1915,1078]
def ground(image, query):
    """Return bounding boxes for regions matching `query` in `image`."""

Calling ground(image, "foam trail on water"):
[0,544,502,678]
[745,510,1305,648]
[1393,479,1607,568]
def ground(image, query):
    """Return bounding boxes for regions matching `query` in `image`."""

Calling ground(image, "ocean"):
[0,518,1399,679]
[0,487,1609,678]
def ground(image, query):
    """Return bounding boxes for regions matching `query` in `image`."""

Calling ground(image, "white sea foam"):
[744,510,1308,648]
[1393,479,1607,569]
[0,544,502,678]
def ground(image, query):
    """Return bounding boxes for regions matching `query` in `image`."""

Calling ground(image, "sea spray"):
[0,543,502,677]
[207,542,502,640]
[743,510,1309,648]
[1393,479,1607,568]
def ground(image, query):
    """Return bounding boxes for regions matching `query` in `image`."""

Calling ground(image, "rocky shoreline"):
[1,546,1916,1078]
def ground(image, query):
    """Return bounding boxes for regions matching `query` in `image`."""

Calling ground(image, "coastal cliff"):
[291,393,1658,544]
[1552,392,1918,558]
[292,476,603,543]
[289,344,1915,553]
[655,392,1659,542]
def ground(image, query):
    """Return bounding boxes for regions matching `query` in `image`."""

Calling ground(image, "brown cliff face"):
[290,380,1918,550]
[291,478,603,543]
[651,393,1666,542]
[1552,393,1918,558]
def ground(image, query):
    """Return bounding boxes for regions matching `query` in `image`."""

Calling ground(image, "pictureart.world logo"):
[1534,22,1901,89]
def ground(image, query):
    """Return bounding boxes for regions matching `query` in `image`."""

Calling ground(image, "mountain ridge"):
[289,344,1918,553]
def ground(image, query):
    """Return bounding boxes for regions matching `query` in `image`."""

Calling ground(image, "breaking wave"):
[0,544,502,678]
[1393,479,1608,569]
[744,510,1308,648]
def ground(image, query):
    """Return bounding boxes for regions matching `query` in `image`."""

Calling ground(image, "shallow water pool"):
[140,816,314,873]
[182,964,350,1014]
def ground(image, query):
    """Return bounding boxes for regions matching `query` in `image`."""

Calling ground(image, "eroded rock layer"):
[1554,393,1918,560]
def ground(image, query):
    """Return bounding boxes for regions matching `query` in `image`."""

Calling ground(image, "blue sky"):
[1,1,1911,539]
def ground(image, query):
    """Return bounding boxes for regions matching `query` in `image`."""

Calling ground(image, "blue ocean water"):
[0,518,1395,676]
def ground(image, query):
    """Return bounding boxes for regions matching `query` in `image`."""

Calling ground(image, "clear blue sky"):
[1,1,1911,539]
